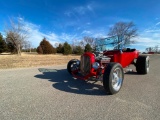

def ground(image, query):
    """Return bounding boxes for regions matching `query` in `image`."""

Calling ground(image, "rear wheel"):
[136,56,149,74]
[103,62,124,95]
[67,59,79,74]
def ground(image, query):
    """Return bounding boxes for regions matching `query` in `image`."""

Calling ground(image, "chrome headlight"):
[92,62,100,70]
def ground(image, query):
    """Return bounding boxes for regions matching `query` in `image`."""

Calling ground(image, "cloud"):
[26,26,60,47]
[107,16,131,23]
[133,21,160,50]
[134,37,160,45]
[120,21,160,51]
[80,27,108,38]
[144,29,160,40]
[8,16,159,52]
[145,29,160,33]
[87,4,93,11]
[142,23,160,43]
[93,33,108,38]
[60,33,78,41]
[16,17,78,47]
[64,11,73,17]
[5,17,109,48]
[74,6,86,15]
[74,3,95,15]
[86,22,91,25]
[45,33,59,41]
[81,30,92,35]
[156,22,160,26]
[64,2,95,17]
[132,34,160,52]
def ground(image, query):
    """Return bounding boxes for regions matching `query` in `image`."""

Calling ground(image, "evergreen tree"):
[37,46,43,54]
[63,42,72,55]
[31,48,37,52]
[0,33,7,53]
[38,38,56,54]
[7,42,16,53]
[84,43,92,52]
[73,46,84,55]
[56,44,63,53]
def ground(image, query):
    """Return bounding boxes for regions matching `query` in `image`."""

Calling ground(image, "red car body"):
[67,47,149,94]
[72,49,139,80]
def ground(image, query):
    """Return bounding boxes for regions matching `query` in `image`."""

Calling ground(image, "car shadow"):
[125,71,139,75]
[124,70,147,75]
[34,68,107,96]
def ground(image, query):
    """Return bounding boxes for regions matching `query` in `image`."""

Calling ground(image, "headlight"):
[92,62,100,70]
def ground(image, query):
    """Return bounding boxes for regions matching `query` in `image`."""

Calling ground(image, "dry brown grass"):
[0,52,80,69]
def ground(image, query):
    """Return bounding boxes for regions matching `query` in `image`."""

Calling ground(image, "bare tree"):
[94,37,109,51]
[83,36,95,49]
[145,47,149,52]
[71,39,78,52]
[75,36,96,50]
[54,43,59,48]
[79,40,85,48]
[108,21,138,49]
[72,39,85,49]
[5,17,28,55]
[24,40,32,52]
[146,47,153,52]
[154,45,159,53]
[72,37,96,51]
[145,46,160,53]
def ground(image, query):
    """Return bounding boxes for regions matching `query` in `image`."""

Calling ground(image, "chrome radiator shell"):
[80,55,91,75]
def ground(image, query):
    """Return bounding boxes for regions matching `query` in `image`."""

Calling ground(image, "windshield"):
[95,36,119,51]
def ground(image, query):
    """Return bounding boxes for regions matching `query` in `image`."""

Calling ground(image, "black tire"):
[67,59,79,74]
[103,62,124,95]
[136,56,149,74]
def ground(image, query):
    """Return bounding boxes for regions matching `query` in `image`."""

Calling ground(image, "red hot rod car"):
[67,41,149,95]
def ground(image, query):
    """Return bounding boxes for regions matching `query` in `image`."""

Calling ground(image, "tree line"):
[145,45,160,53]
[0,31,93,55]
[0,17,139,55]
[0,32,36,54]
[0,33,18,53]
[36,37,92,55]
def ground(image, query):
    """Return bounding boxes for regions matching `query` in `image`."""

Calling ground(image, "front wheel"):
[103,62,124,95]
[67,59,79,74]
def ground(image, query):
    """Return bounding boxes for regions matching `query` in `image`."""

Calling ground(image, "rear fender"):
[104,50,139,68]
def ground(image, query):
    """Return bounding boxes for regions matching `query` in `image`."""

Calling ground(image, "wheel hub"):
[112,68,122,91]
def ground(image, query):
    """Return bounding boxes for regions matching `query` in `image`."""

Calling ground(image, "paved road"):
[0,55,160,120]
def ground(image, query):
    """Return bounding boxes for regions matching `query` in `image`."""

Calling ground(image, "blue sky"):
[0,0,160,52]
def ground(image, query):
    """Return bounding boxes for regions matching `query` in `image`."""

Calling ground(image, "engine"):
[94,52,111,69]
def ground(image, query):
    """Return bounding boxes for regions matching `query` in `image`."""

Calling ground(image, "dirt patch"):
[0,53,80,69]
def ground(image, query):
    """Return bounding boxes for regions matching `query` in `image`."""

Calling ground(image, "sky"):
[0,0,160,52]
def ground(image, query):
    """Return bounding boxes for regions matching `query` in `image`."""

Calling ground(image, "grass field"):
[0,52,80,69]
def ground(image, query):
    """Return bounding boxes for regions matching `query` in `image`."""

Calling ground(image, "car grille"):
[80,55,91,75]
